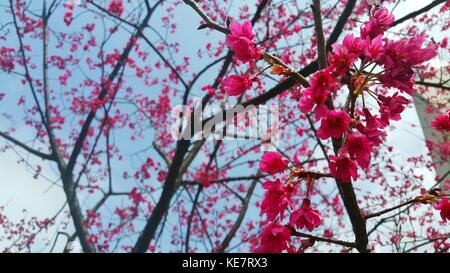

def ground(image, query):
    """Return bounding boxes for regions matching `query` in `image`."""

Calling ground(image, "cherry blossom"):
[226,21,262,63]
[317,110,351,140]
[361,7,394,39]
[222,74,253,96]
[107,0,124,17]
[260,179,294,221]
[299,69,336,115]
[431,112,450,132]
[377,33,438,94]
[255,222,291,253]
[343,134,372,169]
[259,151,288,174]
[378,92,410,126]
[289,198,322,232]
[435,197,450,222]
[329,155,358,183]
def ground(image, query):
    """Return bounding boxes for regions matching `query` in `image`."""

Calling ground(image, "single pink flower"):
[378,92,410,126]
[309,68,338,92]
[228,21,255,40]
[298,88,316,113]
[256,222,291,253]
[344,134,372,169]
[377,33,437,94]
[435,197,450,222]
[259,151,288,174]
[299,69,336,115]
[364,35,384,61]
[329,155,358,183]
[342,33,367,57]
[317,110,351,139]
[108,0,124,17]
[222,74,252,96]
[328,46,353,76]
[260,179,294,221]
[431,112,450,132]
[289,198,322,232]
[356,108,387,146]
[361,7,394,39]
[226,21,261,63]
[329,34,366,76]
[229,37,260,63]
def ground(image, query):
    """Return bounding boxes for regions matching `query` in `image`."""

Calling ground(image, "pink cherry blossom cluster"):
[300,7,436,184]
[63,2,75,26]
[255,152,322,253]
[253,7,443,252]
[226,21,262,64]
[431,111,450,132]
[221,21,264,97]
[107,0,125,17]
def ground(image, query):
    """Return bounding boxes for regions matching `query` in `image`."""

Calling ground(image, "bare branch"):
[182,0,230,34]
[0,132,53,160]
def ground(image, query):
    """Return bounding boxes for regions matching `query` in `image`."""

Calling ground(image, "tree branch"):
[391,0,447,27]
[312,0,327,69]
[289,227,356,249]
[365,199,416,220]
[215,173,259,253]
[0,132,53,160]
[182,0,230,34]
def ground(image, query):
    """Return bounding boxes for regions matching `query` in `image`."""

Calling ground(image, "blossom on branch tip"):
[364,34,384,61]
[222,74,253,96]
[229,21,255,40]
[376,33,437,94]
[298,87,328,117]
[342,33,367,57]
[309,68,338,92]
[289,198,322,232]
[108,0,125,17]
[259,152,288,174]
[361,7,394,40]
[226,21,262,63]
